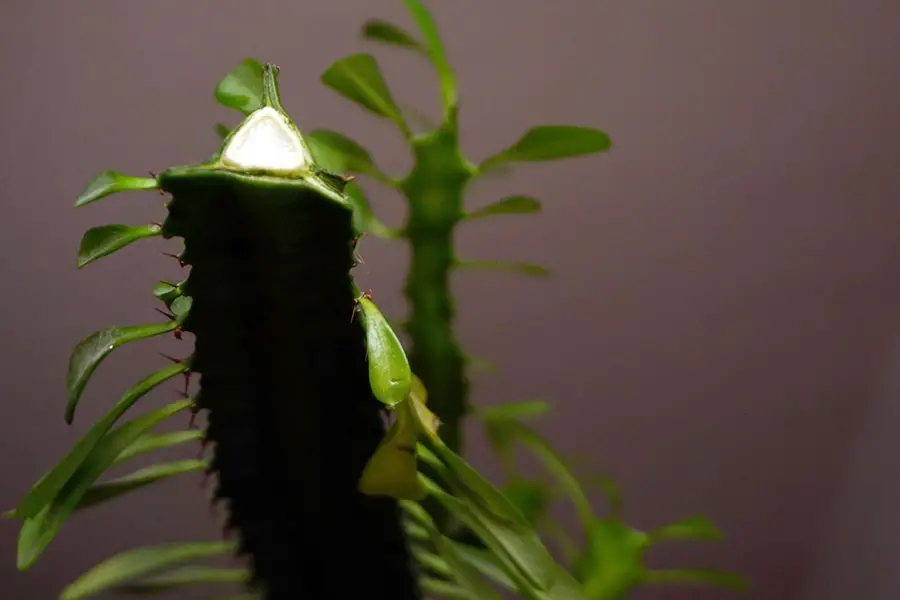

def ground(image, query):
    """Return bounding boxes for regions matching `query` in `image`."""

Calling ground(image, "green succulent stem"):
[400,125,473,453]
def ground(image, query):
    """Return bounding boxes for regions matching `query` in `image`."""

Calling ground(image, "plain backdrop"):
[1,1,899,599]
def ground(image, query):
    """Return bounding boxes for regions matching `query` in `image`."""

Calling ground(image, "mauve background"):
[1,0,899,599]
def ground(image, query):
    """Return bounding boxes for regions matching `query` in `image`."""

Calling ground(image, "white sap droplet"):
[221,107,311,172]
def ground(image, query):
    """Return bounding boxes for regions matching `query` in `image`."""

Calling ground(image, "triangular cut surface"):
[221,107,311,172]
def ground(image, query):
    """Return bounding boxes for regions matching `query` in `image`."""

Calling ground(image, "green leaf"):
[502,480,554,526]
[358,296,412,407]
[115,566,248,594]
[456,260,550,277]
[402,0,457,110]
[17,400,194,570]
[77,224,162,269]
[477,400,551,422]
[306,129,387,181]
[59,541,237,600]
[215,58,264,115]
[15,362,189,520]
[66,322,182,424]
[465,354,499,375]
[465,196,541,220]
[215,123,231,140]
[481,126,611,171]
[572,520,648,600]
[114,430,204,464]
[78,459,208,511]
[419,578,473,600]
[152,280,184,307]
[362,19,425,51]
[345,183,402,239]
[421,444,557,592]
[642,568,749,591]
[648,515,722,542]
[321,54,408,133]
[450,542,516,590]
[75,171,159,208]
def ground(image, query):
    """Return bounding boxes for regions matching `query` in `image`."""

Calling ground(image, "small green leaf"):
[215,58,264,115]
[215,123,231,140]
[66,322,181,424]
[456,260,550,277]
[15,362,189,520]
[115,566,248,594]
[481,126,611,171]
[402,0,457,110]
[321,54,408,133]
[78,459,208,511]
[362,19,425,51]
[75,171,159,208]
[59,541,236,600]
[169,295,193,320]
[465,354,499,375]
[648,515,722,542]
[358,295,412,407]
[17,400,194,570]
[449,542,516,590]
[359,400,425,501]
[77,224,162,269]
[477,400,551,422]
[465,197,541,220]
[114,430,204,464]
[152,280,184,307]
[306,129,387,181]
[642,568,749,591]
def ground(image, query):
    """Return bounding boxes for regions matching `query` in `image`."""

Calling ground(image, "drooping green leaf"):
[419,577,472,600]
[481,126,611,171]
[465,354,499,375]
[477,400,551,422]
[66,322,182,424]
[77,224,162,269]
[215,123,231,140]
[75,171,159,208]
[502,480,555,526]
[642,568,749,591]
[495,421,594,527]
[362,19,425,51]
[420,446,557,592]
[78,459,208,511]
[306,129,388,181]
[456,260,550,277]
[321,54,408,133]
[114,430,204,464]
[450,542,516,590]
[59,540,236,600]
[17,400,194,570]
[169,295,193,320]
[214,58,264,115]
[358,296,412,408]
[402,0,457,110]
[115,566,248,594]
[648,515,722,542]
[465,196,542,220]
[16,362,189,520]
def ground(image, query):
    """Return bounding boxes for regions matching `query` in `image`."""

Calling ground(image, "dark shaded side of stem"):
[163,179,421,600]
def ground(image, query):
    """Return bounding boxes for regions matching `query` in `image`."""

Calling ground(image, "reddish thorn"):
[342,174,356,183]
[355,252,365,265]
[155,307,176,321]
[148,171,157,178]
[174,326,184,340]
[162,252,186,267]
[158,352,182,363]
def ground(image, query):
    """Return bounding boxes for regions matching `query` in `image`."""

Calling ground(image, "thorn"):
[350,304,359,323]
[355,252,365,265]
[174,326,184,340]
[174,387,191,399]
[155,307,176,321]
[162,252,186,267]
[158,352,185,364]
[341,174,356,183]
[148,171,157,178]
